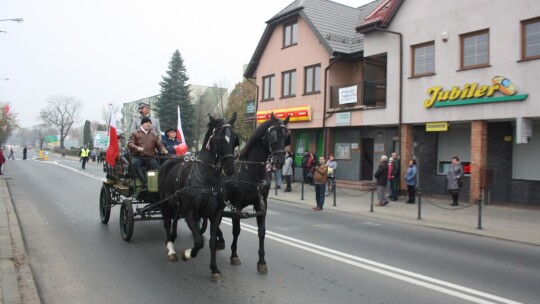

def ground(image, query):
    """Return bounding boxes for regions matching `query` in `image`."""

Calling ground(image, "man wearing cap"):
[162,128,180,155]
[128,117,168,184]
[131,102,161,135]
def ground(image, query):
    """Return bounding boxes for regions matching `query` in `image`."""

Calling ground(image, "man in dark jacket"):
[127,117,168,182]
[374,155,389,206]
[389,152,401,200]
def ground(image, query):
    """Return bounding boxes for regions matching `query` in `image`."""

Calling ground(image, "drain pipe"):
[373,27,403,157]
[323,55,340,155]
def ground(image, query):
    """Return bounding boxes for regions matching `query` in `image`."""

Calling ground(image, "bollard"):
[332,181,337,207]
[477,191,483,230]
[417,187,422,220]
[301,179,304,201]
[370,182,375,213]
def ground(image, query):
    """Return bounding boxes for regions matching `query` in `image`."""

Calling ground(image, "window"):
[411,41,435,76]
[262,75,275,101]
[522,17,540,60]
[283,20,298,48]
[282,70,296,97]
[304,64,321,94]
[460,29,489,69]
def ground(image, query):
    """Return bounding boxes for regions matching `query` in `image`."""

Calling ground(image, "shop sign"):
[338,85,357,104]
[335,112,351,126]
[424,76,528,108]
[256,105,311,123]
[245,100,256,115]
[426,122,448,132]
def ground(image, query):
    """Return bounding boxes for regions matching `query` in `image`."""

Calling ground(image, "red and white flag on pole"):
[177,105,186,144]
[105,105,120,166]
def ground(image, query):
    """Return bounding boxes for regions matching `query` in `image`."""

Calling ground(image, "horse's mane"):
[239,119,272,159]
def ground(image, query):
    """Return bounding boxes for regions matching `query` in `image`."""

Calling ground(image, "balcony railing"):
[330,80,386,109]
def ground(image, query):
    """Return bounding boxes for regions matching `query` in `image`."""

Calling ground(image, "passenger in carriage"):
[161,128,180,155]
[127,117,168,183]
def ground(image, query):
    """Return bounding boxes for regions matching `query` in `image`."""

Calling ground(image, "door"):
[361,138,374,180]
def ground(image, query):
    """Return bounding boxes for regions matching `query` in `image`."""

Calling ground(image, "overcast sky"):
[0,0,372,128]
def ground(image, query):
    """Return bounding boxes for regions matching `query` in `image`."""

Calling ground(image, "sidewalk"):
[269,181,540,246]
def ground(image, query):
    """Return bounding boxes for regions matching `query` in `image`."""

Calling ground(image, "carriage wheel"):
[198,217,208,234]
[120,199,134,241]
[99,185,112,224]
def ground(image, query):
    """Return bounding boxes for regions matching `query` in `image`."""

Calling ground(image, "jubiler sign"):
[424,76,528,108]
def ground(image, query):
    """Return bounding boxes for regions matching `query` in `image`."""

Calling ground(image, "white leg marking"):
[184,248,192,260]
[167,242,176,256]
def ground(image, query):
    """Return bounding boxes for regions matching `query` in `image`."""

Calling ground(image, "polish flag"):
[177,106,186,144]
[105,105,120,166]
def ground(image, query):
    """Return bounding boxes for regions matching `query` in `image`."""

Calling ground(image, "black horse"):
[219,113,290,274]
[158,113,239,282]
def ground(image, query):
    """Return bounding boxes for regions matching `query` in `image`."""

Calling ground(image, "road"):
[6,151,540,304]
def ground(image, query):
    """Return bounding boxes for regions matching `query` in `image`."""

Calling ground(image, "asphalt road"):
[6,152,540,304]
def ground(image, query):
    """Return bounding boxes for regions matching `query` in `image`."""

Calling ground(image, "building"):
[245,0,540,204]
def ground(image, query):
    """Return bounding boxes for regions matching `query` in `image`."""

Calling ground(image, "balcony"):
[329,80,386,110]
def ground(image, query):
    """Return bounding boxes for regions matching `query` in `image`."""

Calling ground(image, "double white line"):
[221,219,521,304]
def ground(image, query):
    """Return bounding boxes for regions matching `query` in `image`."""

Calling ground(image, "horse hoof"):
[230,257,241,265]
[257,263,268,275]
[217,242,226,250]
[210,273,223,283]
[168,254,178,262]
[181,249,192,261]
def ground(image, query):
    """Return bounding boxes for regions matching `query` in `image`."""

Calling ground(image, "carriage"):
[98,151,207,241]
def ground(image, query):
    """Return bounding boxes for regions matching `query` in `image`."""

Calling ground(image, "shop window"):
[283,20,298,48]
[437,124,471,175]
[262,74,275,101]
[282,69,296,98]
[521,17,540,61]
[460,29,489,70]
[411,41,435,77]
[304,64,321,94]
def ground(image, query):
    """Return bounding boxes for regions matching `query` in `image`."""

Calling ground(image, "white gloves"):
[137,147,144,152]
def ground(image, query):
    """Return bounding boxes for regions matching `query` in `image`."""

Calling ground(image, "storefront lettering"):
[424,76,528,108]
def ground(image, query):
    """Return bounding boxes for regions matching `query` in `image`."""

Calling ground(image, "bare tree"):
[30,124,55,150]
[39,95,82,149]
[192,88,217,151]
[101,103,121,128]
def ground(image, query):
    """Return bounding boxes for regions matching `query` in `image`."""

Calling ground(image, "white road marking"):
[221,218,522,304]
[38,160,106,182]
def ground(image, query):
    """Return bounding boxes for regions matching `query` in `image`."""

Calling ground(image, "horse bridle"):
[204,123,237,170]
[264,123,289,164]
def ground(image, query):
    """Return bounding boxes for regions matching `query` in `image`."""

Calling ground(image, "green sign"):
[246,100,256,114]
[44,135,58,143]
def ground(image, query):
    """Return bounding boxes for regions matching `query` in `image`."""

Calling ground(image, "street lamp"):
[0,18,24,23]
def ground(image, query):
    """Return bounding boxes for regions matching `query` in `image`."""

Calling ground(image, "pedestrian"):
[0,147,5,174]
[301,150,310,184]
[80,145,90,169]
[306,151,317,185]
[391,152,401,198]
[387,157,396,200]
[447,156,463,206]
[131,103,162,135]
[374,155,389,206]
[90,149,97,163]
[162,128,180,155]
[7,147,14,160]
[23,146,28,160]
[312,156,328,211]
[404,159,417,204]
[282,151,293,192]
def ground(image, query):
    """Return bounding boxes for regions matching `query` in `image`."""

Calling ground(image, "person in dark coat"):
[0,147,5,174]
[161,128,180,155]
[447,156,463,206]
[23,146,28,160]
[374,155,389,206]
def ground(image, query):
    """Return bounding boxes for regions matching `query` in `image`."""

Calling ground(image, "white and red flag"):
[105,105,120,166]
[177,105,186,144]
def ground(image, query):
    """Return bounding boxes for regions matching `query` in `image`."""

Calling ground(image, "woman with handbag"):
[447,156,463,206]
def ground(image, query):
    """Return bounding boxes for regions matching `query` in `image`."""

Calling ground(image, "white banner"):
[338,85,357,104]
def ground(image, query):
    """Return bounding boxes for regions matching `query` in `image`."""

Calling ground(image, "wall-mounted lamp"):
[441,32,449,42]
